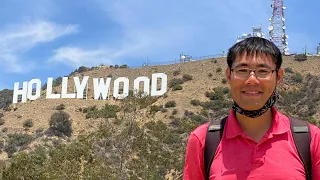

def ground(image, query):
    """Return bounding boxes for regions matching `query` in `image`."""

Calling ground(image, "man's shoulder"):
[189,122,210,146]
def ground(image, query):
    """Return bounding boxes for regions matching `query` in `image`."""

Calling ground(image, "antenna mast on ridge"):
[269,0,289,55]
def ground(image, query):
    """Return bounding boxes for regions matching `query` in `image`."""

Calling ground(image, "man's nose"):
[245,72,260,85]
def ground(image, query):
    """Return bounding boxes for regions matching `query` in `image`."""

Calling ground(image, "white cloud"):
[48,24,196,68]
[0,20,78,73]
[49,46,113,68]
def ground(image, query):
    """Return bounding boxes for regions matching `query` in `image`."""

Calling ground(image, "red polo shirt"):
[183,107,320,180]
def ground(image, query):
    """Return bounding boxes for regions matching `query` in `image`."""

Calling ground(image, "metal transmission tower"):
[269,0,289,55]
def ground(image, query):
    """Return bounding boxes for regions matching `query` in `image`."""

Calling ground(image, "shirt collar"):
[225,106,291,139]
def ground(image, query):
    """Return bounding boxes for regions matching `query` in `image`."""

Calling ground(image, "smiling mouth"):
[241,91,263,96]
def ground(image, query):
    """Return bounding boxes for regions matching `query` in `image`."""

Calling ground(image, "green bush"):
[284,67,293,73]
[190,115,208,124]
[200,109,209,117]
[173,70,181,76]
[165,101,176,108]
[172,85,183,91]
[35,128,43,134]
[172,109,178,115]
[128,89,134,96]
[150,105,161,113]
[161,108,168,113]
[114,118,123,125]
[208,73,213,77]
[182,74,193,82]
[55,104,65,110]
[120,64,128,68]
[82,106,97,113]
[190,100,201,106]
[1,148,45,179]
[168,78,184,88]
[0,112,3,118]
[163,133,180,145]
[0,119,5,126]
[41,83,47,90]
[223,87,230,94]
[23,119,33,128]
[4,133,34,157]
[2,127,8,133]
[69,66,89,75]
[216,67,222,73]
[202,100,232,111]
[294,54,307,62]
[292,73,303,83]
[135,96,158,109]
[169,118,180,127]
[205,88,225,101]
[99,104,121,119]
[53,77,62,87]
[46,111,72,137]
[0,140,3,151]
[85,104,121,119]
[0,89,13,110]
[308,117,317,125]
[162,93,168,98]
[184,110,194,117]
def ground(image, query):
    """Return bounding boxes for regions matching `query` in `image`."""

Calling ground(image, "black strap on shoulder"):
[204,116,227,180]
[290,118,312,180]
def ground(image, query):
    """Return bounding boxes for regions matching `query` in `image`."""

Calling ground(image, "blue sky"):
[0,0,319,90]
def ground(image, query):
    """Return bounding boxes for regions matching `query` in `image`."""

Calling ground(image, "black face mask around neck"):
[232,89,279,118]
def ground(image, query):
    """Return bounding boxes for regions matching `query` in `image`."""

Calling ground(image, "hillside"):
[0,56,319,179]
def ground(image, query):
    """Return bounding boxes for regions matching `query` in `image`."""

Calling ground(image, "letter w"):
[93,78,111,100]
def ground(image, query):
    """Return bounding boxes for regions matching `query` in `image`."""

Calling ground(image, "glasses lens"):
[256,69,272,78]
[233,68,272,79]
[235,69,249,78]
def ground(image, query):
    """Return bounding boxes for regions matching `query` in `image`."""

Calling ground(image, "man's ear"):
[226,67,231,84]
[276,67,284,86]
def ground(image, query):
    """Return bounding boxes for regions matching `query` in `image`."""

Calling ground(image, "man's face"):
[225,52,284,110]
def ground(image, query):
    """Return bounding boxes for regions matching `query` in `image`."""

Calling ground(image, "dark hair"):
[226,37,282,70]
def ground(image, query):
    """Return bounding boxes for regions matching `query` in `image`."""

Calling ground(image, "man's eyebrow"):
[256,64,272,68]
[233,63,248,68]
[233,63,272,69]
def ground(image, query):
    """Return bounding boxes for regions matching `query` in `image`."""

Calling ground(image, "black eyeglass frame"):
[230,68,278,79]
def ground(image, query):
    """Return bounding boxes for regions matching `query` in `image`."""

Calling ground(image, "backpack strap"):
[204,116,227,180]
[290,118,312,180]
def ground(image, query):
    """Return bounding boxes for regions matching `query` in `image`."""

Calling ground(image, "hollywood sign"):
[13,73,167,104]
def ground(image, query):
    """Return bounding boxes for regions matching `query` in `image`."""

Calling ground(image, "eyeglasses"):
[231,68,276,79]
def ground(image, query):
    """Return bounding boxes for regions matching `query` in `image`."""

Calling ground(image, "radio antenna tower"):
[268,0,289,55]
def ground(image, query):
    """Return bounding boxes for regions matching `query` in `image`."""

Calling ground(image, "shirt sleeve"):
[310,124,320,179]
[183,132,205,180]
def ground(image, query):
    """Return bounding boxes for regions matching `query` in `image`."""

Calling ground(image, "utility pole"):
[305,46,307,55]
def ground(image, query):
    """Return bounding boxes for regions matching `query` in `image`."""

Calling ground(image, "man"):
[183,37,320,179]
